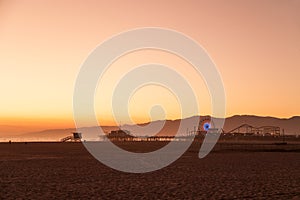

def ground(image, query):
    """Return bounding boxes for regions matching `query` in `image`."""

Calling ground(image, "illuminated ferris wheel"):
[198,116,212,134]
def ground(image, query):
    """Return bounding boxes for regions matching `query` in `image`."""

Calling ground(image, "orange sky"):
[0,0,300,132]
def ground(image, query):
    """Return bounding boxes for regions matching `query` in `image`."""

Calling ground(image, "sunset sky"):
[0,0,300,133]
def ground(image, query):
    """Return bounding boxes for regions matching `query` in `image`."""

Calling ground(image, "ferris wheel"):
[198,116,212,133]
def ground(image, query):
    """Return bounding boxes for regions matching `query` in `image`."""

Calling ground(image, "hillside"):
[2,115,299,141]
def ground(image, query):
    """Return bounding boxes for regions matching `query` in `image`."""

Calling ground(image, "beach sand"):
[0,141,299,199]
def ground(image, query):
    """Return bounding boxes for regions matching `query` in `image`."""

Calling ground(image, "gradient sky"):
[0,0,300,132]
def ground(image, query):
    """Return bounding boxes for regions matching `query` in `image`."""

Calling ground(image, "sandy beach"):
[0,141,299,199]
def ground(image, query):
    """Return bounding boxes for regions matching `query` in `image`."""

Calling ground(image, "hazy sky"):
[0,0,300,130]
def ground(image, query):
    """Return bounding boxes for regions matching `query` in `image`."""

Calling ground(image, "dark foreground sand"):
[0,141,299,199]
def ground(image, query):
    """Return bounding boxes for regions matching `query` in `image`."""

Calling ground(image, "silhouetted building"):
[107,129,134,141]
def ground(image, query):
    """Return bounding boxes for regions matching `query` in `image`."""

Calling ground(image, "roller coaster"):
[227,124,281,136]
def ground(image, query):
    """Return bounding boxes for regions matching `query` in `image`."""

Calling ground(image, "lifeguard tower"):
[60,132,82,142]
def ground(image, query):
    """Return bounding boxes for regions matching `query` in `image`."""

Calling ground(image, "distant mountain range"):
[1,115,299,141]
